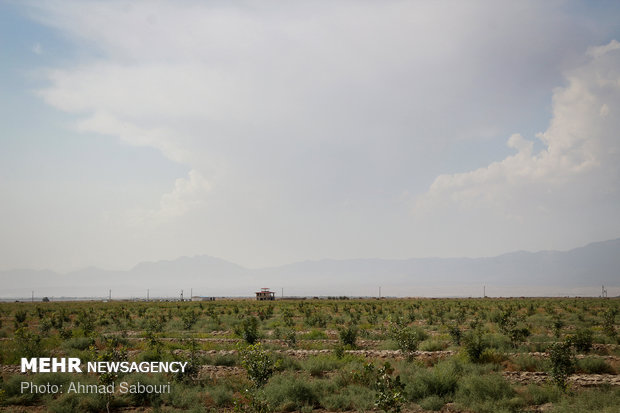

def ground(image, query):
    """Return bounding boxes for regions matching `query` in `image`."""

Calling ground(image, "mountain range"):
[1,238,619,299]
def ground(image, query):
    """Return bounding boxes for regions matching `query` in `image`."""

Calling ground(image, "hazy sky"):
[1,0,620,272]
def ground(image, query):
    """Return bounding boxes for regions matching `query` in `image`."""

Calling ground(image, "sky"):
[1,0,620,272]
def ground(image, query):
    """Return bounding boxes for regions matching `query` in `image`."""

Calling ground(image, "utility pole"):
[109,289,111,301]
[147,289,150,301]
[180,290,184,302]
[483,285,486,298]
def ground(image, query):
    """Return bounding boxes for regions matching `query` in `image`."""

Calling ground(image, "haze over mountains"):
[2,239,619,299]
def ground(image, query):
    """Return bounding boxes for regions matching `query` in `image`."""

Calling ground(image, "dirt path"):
[502,371,620,387]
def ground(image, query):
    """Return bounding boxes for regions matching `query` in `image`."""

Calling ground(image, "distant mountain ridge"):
[1,238,619,298]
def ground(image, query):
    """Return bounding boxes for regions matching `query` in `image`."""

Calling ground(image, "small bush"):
[338,325,358,348]
[209,385,234,407]
[161,382,203,409]
[321,384,375,411]
[213,353,237,366]
[235,316,260,344]
[419,395,445,411]
[571,329,593,353]
[512,354,549,372]
[300,355,344,377]
[419,339,447,352]
[263,374,320,411]
[551,387,620,413]
[548,340,575,390]
[403,360,459,401]
[602,308,617,338]
[123,373,166,407]
[284,330,297,348]
[524,383,562,405]
[14,310,27,325]
[479,348,506,364]
[239,342,275,388]
[48,392,108,413]
[455,374,519,412]
[389,322,427,359]
[462,329,488,363]
[374,362,405,413]
[303,329,327,340]
[14,327,45,358]
[62,337,95,351]
[576,357,616,374]
[447,324,462,345]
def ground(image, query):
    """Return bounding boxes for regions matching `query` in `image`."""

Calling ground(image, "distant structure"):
[602,285,608,298]
[255,288,275,301]
[191,296,215,301]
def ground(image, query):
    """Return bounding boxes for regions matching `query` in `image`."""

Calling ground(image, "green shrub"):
[496,310,531,348]
[62,336,94,351]
[551,387,620,413]
[321,384,375,411]
[576,357,616,374]
[447,324,462,345]
[374,362,405,413]
[303,329,327,340]
[300,355,344,377]
[523,384,562,405]
[548,340,575,390]
[172,338,201,383]
[273,354,301,371]
[239,342,275,388]
[2,375,42,405]
[235,316,260,344]
[263,373,320,411]
[389,322,427,359]
[512,354,549,372]
[552,316,564,338]
[14,327,45,359]
[123,373,166,407]
[403,360,459,401]
[212,353,237,366]
[602,308,617,338]
[571,329,593,353]
[338,325,358,348]
[161,383,203,409]
[479,348,507,364]
[14,310,27,325]
[284,330,297,348]
[209,385,234,407]
[419,395,445,411]
[48,392,108,413]
[462,329,488,363]
[419,339,448,352]
[455,374,519,412]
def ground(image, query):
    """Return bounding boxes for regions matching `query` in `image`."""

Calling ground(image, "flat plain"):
[0,297,618,412]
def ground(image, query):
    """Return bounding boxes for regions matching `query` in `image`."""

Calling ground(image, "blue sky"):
[1,1,620,272]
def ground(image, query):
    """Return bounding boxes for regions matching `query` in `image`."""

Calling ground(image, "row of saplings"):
[229,319,599,412]
[233,340,593,413]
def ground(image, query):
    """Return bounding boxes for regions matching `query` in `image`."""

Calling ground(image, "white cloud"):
[587,39,620,59]
[11,1,620,269]
[413,41,620,252]
[73,111,190,164]
[32,42,42,54]
[126,169,210,226]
